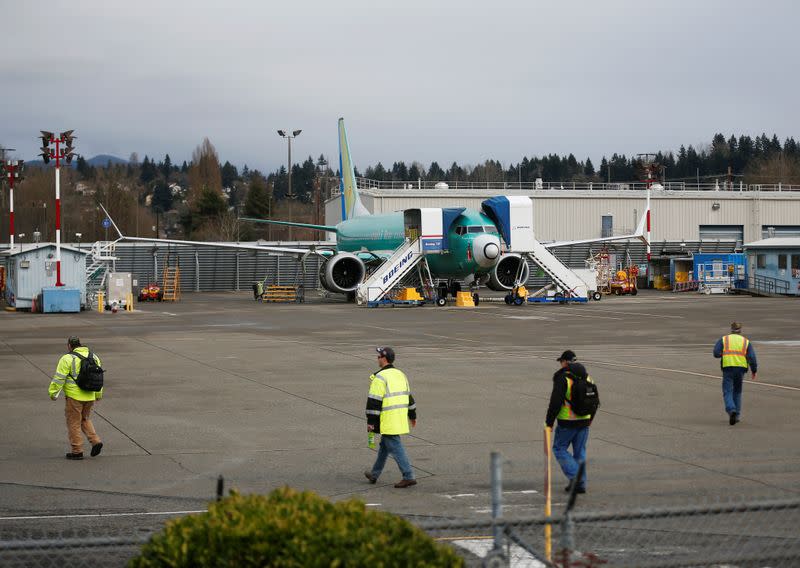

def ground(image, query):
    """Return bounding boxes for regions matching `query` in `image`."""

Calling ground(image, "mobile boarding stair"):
[85,240,119,309]
[356,207,465,307]
[481,196,589,304]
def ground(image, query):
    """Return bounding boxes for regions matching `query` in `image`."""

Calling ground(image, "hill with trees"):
[1,132,797,244]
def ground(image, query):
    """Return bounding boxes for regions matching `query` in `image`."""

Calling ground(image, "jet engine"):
[486,253,530,291]
[318,252,366,294]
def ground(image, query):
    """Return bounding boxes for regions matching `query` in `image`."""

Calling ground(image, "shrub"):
[129,487,463,567]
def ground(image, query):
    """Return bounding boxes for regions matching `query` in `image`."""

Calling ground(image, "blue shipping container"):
[41,287,81,313]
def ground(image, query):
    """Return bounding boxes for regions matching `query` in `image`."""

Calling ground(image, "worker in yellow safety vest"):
[364,346,418,488]
[545,350,596,495]
[713,322,758,425]
[49,337,104,460]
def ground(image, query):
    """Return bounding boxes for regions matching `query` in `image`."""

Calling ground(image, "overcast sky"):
[2,0,798,174]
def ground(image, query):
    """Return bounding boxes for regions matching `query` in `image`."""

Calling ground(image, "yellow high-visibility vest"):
[368,368,411,435]
[556,375,593,421]
[722,334,749,368]
[49,347,103,402]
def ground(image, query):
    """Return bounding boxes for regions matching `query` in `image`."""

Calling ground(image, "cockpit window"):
[484,226,498,233]
[467,226,484,233]
[455,226,466,235]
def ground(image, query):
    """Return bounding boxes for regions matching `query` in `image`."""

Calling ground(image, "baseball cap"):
[376,346,395,363]
[68,336,81,347]
[557,349,576,362]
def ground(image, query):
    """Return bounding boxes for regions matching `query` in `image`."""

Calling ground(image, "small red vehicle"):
[138,283,164,302]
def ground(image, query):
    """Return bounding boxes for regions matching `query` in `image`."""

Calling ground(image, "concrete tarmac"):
[1,290,799,538]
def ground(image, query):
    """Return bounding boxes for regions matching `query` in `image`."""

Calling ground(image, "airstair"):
[522,240,589,298]
[85,241,119,308]
[356,238,424,304]
[480,196,589,299]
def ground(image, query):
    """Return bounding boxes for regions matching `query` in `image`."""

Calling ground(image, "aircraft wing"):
[100,205,333,260]
[543,194,650,249]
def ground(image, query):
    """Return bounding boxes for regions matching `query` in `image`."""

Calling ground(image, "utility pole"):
[39,130,76,286]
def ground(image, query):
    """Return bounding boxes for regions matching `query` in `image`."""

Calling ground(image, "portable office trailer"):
[1,244,89,309]
[743,237,800,296]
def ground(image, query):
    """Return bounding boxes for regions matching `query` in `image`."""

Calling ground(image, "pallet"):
[260,286,301,303]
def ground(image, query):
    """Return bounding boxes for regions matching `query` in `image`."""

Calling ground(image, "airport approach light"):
[38,130,77,286]
[2,158,24,250]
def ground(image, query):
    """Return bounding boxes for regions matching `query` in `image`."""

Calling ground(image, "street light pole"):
[277,129,302,241]
[39,130,76,287]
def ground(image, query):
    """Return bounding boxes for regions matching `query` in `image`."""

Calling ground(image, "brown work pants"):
[65,397,101,454]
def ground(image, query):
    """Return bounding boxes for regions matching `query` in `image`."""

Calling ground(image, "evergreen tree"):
[426,162,444,181]
[221,161,239,189]
[140,155,158,184]
[181,160,189,173]
[584,157,595,177]
[391,161,409,181]
[196,185,226,217]
[244,173,270,218]
[152,180,173,213]
[161,154,173,181]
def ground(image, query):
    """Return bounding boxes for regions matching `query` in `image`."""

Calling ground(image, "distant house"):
[743,237,800,296]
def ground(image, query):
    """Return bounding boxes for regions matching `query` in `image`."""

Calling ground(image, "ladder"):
[522,239,589,298]
[356,238,424,305]
[161,266,181,301]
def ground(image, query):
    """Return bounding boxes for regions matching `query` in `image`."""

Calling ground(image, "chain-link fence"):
[419,498,800,567]
[1,499,799,567]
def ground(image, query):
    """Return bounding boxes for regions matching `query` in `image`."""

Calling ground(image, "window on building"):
[757,254,766,269]
[778,255,787,269]
[793,255,800,270]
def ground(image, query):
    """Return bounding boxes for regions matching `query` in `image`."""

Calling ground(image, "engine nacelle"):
[486,254,530,291]
[319,252,366,294]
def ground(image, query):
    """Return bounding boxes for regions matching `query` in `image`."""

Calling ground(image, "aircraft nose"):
[472,234,502,268]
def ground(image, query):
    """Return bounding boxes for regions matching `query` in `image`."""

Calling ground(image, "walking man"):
[545,350,596,494]
[714,322,758,425]
[364,346,418,488]
[49,337,104,460]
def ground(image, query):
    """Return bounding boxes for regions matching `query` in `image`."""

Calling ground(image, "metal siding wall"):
[335,191,800,246]
[110,243,323,293]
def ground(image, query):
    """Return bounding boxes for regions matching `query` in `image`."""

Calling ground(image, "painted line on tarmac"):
[0,510,206,521]
[586,359,800,392]
[561,306,685,319]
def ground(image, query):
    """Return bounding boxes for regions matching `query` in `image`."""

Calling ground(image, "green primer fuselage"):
[335,209,499,279]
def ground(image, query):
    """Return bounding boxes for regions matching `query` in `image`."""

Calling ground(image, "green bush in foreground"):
[129,487,463,567]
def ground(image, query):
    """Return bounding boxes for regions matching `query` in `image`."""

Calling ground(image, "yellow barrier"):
[97,292,105,313]
[126,292,134,311]
[455,291,475,307]
[397,287,423,301]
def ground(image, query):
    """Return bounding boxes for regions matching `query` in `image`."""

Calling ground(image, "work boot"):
[65,452,84,460]
[364,471,377,484]
[729,412,738,425]
[394,479,417,488]
[91,442,103,457]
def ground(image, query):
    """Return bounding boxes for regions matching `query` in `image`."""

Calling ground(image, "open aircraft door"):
[481,196,535,252]
[404,207,465,254]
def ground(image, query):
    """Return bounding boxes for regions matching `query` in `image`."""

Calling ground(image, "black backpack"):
[72,351,105,392]
[567,370,599,417]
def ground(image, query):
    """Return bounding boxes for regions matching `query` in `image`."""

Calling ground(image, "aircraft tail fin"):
[338,118,370,221]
